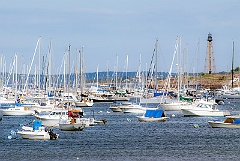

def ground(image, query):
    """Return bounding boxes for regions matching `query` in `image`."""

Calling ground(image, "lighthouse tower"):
[204,32,216,74]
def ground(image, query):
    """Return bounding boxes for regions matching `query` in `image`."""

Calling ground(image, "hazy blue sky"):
[0,0,239,74]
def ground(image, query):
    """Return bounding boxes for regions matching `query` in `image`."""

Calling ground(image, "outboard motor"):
[48,129,58,140]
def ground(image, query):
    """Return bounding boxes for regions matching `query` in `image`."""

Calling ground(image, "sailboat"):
[222,41,240,99]
[160,37,193,111]
[75,47,94,107]
[0,54,34,116]
[59,109,85,131]
[58,45,86,131]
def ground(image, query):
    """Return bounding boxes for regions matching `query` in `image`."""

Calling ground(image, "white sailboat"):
[59,46,86,131]
[0,54,34,116]
[59,109,85,131]
[160,37,193,111]
[77,46,94,107]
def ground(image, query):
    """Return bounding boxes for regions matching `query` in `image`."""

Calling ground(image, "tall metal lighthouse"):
[204,32,216,74]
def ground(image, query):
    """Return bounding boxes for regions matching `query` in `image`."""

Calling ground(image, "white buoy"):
[172,114,175,117]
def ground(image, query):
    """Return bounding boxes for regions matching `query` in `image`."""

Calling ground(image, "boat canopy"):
[144,109,165,118]
[233,120,240,124]
[179,95,194,102]
[33,120,42,130]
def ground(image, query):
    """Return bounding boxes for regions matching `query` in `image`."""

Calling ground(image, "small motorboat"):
[136,109,169,122]
[17,120,58,140]
[181,101,230,117]
[208,116,240,128]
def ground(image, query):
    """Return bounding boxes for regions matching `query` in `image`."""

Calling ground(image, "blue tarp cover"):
[233,120,240,124]
[145,109,164,118]
[33,120,42,130]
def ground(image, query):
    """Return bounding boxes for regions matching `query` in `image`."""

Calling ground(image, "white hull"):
[34,109,70,127]
[59,117,86,131]
[17,125,58,140]
[222,94,240,99]
[122,108,146,114]
[181,109,230,117]
[160,102,192,111]
[75,101,94,107]
[136,116,169,122]
[59,123,85,131]
[208,121,240,128]
[120,104,157,114]
[109,106,122,112]
[18,131,52,140]
[41,118,64,127]
[140,96,172,104]
[0,108,34,116]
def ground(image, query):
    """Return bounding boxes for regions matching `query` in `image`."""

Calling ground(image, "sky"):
[0,0,239,74]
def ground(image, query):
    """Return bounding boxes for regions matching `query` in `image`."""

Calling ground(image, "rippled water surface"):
[1,100,240,161]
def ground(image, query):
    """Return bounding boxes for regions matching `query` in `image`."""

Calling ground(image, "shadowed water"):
[1,100,240,161]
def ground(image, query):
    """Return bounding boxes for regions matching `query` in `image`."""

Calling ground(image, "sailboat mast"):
[126,55,128,90]
[232,41,234,89]
[68,45,71,109]
[49,38,52,90]
[155,38,158,91]
[80,46,84,94]
[38,36,41,91]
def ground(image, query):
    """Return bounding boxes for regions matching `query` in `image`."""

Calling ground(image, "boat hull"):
[39,118,63,127]
[17,130,58,140]
[0,109,34,116]
[208,121,240,128]
[181,109,229,117]
[136,116,169,122]
[18,131,50,140]
[160,103,191,111]
[59,123,85,131]
[75,101,94,107]
[109,106,122,112]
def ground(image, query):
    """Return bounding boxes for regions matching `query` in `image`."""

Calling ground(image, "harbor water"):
[1,100,240,161]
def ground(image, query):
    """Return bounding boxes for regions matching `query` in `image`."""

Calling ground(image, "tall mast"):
[15,53,18,93]
[126,55,128,90]
[232,41,234,89]
[155,38,158,91]
[75,48,78,91]
[49,38,52,90]
[80,46,84,94]
[38,36,41,91]
[68,45,71,109]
